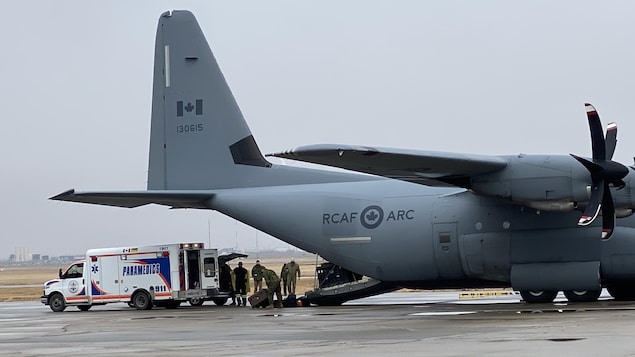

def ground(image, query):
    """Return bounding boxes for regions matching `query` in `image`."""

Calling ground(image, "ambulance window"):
[203,257,216,277]
[65,263,84,279]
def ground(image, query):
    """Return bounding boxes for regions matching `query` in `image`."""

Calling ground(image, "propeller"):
[571,103,629,240]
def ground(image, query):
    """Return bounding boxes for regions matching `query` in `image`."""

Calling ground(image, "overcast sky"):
[2,1,635,259]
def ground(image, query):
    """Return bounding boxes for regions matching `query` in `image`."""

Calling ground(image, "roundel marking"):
[360,205,384,229]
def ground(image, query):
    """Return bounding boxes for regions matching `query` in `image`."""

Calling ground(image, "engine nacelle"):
[470,154,591,211]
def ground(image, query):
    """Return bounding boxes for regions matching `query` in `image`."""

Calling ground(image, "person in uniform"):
[280,263,289,296]
[219,262,236,305]
[251,260,264,292]
[233,261,250,306]
[262,267,283,308]
[286,258,301,295]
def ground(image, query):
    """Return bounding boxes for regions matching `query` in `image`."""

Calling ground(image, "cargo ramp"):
[301,262,398,306]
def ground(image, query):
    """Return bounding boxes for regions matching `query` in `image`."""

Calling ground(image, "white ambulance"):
[41,243,226,312]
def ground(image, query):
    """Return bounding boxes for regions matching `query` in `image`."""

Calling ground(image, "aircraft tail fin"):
[148,10,270,190]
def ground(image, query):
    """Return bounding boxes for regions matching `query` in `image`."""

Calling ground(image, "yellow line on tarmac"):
[458,291,516,299]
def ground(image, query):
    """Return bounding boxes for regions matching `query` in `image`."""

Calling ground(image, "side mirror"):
[58,268,63,279]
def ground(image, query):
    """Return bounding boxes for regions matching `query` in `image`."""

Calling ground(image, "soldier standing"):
[251,260,264,292]
[262,267,282,308]
[280,263,289,296]
[287,258,301,295]
[233,261,250,306]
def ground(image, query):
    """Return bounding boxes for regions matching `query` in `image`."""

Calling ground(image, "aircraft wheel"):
[189,297,205,306]
[49,293,66,312]
[563,290,601,303]
[212,298,228,306]
[132,290,153,310]
[77,305,92,311]
[607,283,635,301]
[519,290,558,303]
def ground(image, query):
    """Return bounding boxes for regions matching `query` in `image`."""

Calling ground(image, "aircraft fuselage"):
[210,174,635,289]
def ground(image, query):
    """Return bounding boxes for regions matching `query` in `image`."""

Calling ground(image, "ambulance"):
[41,243,225,312]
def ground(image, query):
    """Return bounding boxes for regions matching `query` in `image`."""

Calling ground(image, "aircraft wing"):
[269,144,508,187]
[50,189,214,209]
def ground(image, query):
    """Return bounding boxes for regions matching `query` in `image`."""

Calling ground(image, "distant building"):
[32,254,41,261]
[9,254,15,262]
[15,247,32,262]
[42,255,49,261]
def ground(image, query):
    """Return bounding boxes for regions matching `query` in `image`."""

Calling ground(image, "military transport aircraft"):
[52,10,635,304]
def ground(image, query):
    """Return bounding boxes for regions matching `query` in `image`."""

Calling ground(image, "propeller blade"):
[601,184,615,239]
[570,154,602,175]
[578,180,604,226]
[605,122,618,160]
[585,103,606,161]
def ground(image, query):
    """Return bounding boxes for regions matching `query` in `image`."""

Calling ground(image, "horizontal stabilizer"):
[50,189,214,209]
[269,144,507,187]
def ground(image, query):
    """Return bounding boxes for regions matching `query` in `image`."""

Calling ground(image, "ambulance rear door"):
[199,249,218,289]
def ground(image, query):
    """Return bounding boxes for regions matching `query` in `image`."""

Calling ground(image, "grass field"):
[0,256,321,302]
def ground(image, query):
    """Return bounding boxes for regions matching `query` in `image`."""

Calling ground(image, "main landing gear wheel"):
[132,291,153,310]
[77,305,92,311]
[563,290,601,302]
[519,290,558,303]
[607,283,635,301]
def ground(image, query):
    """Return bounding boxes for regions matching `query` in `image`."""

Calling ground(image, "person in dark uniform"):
[233,261,250,306]
[219,262,236,305]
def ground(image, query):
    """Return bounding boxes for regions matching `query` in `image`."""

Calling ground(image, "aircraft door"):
[432,223,465,279]
[199,249,218,289]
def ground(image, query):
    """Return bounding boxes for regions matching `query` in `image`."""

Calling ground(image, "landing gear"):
[519,290,558,303]
[563,290,601,303]
[77,305,92,311]
[607,283,635,301]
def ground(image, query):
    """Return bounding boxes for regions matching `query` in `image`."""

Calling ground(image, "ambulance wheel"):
[189,297,205,306]
[212,298,228,306]
[519,290,558,303]
[77,305,92,311]
[563,290,601,302]
[132,290,153,310]
[49,293,66,312]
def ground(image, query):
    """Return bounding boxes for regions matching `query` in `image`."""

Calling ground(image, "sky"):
[2,1,635,258]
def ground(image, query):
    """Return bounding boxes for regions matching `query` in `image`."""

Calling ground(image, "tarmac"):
[3,290,635,356]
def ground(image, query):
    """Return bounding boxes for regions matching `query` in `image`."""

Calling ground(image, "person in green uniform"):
[251,260,264,292]
[262,267,282,308]
[286,258,301,295]
[280,263,289,296]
